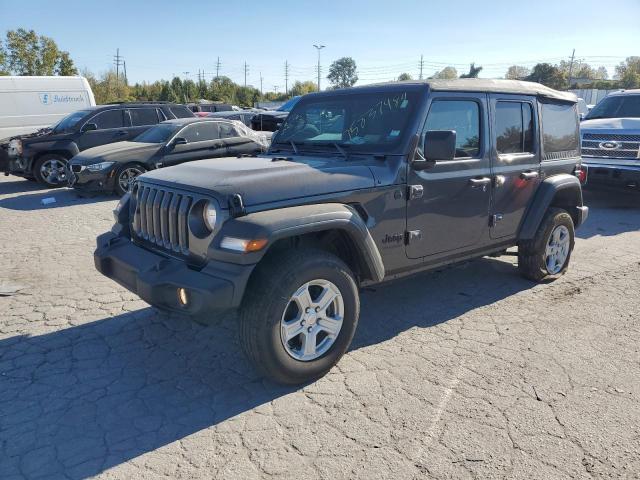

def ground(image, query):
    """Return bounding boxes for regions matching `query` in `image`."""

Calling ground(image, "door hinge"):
[407,184,424,200]
[490,214,503,227]
[405,230,422,244]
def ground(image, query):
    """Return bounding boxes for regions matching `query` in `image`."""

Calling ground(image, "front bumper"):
[94,232,255,314]
[582,159,640,191]
[68,165,117,193]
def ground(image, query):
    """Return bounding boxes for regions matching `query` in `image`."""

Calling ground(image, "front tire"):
[518,208,575,282]
[115,163,146,196]
[34,154,69,188]
[239,249,360,384]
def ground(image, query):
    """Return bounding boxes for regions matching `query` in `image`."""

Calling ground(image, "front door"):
[489,95,541,239]
[406,93,492,259]
[161,121,226,167]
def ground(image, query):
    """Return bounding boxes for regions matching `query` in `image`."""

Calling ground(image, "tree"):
[505,65,530,80]
[397,72,413,81]
[289,80,317,96]
[327,57,358,89]
[595,66,609,80]
[430,66,457,79]
[459,63,482,78]
[56,51,77,76]
[525,63,566,90]
[614,57,640,88]
[3,29,77,76]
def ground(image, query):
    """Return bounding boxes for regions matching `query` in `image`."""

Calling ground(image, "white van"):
[0,76,96,140]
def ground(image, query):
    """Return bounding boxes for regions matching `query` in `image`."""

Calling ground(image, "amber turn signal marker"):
[245,238,268,252]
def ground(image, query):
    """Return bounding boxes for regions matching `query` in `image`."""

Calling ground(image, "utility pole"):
[284,60,290,95]
[313,45,325,92]
[567,48,576,89]
[273,85,280,94]
[215,57,221,78]
[123,60,128,85]
[113,48,124,98]
[243,62,249,87]
[260,72,263,96]
[419,54,424,80]
[182,71,190,103]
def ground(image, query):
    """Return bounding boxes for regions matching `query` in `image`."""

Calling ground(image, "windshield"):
[52,109,93,133]
[272,91,419,153]
[133,123,181,143]
[585,95,640,120]
[277,96,301,112]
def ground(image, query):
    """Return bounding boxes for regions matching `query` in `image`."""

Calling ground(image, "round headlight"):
[203,201,218,231]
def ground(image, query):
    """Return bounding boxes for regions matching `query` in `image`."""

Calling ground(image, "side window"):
[180,122,220,143]
[171,105,195,118]
[219,122,240,138]
[541,102,579,154]
[495,102,534,154]
[90,110,125,130]
[129,108,160,127]
[424,100,480,158]
[157,109,167,121]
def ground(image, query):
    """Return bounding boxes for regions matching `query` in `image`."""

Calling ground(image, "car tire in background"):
[239,248,360,385]
[115,163,147,196]
[518,207,575,282]
[34,154,69,188]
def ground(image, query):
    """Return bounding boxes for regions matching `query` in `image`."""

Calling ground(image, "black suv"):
[95,80,588,384]
[0,103,194,187]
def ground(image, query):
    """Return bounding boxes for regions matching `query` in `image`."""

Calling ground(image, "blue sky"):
[1,0,639,90]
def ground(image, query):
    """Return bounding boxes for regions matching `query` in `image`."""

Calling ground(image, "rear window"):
[541,102,579,156]
[129,108,160,126]
[90,110,125,130]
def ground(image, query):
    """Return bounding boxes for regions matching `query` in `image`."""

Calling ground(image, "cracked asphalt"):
[0,175,639,479]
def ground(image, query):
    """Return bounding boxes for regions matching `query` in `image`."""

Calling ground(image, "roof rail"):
[108,101,175,105]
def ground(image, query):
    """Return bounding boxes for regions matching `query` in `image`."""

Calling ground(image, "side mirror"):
[413,130,456,170]
[171,137,187,147]
[81,123,97,133]
[579,113,586,121]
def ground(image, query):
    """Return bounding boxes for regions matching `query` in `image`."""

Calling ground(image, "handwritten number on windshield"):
[344,92,407,141]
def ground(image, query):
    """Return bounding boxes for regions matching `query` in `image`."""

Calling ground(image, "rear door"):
[218,121,259,155]
[160,121,225,167]
[489,95,541,239]
[126,107,162,140]
[406,93,492,259]
[77,109,128,150]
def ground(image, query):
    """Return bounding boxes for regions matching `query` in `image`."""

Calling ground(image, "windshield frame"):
[277,96,301,112]
[585,94,640,120]
[271,89,423,156]
[51,109,93,133]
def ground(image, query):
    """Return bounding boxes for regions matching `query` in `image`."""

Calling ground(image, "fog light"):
[177,288,189,306]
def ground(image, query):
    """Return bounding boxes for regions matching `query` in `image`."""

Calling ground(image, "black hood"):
[71,141,163,165]
[140,156,376,207]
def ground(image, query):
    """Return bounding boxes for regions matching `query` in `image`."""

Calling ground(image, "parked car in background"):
[0,76,96,140]
[0,102,194,187]
[200,110,256,127]
[68,118,269,195]
[94,80,588,384]
[250,96,301,131]
[580,89,640,192]
[188,102,236,113]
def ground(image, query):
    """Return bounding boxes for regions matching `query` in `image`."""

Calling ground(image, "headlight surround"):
[8,139,22,156]
[86,161,116,172]
[203,200,218,231]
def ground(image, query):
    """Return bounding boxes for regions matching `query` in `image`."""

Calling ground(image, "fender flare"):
[519,174,585,240]
[212,203,385,283]
[28,141,79,170]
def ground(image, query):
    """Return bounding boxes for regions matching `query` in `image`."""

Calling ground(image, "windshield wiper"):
[289,140,299,155]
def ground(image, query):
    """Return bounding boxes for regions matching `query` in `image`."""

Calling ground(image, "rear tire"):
[518,208,575,282]
[239,248,360,384]
[34,154,69,188]
[115,163,146,196]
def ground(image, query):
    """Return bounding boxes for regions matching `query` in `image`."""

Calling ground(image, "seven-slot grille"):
[131,184,193,255]
[581,132,640,159]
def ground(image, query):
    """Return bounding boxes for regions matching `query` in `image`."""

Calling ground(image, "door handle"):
[116,130,127,136]
[468,177,491,187]
[520,171,539,180]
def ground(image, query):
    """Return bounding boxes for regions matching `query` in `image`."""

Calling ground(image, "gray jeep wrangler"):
[95,79,588,384]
